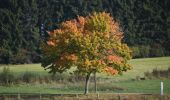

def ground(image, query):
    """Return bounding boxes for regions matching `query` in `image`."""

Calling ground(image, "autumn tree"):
[41,12,132,94]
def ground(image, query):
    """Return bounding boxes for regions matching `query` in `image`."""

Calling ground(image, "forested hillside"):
[0,0,170,64]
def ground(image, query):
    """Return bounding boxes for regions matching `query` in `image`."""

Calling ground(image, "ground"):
[0,57,170,94]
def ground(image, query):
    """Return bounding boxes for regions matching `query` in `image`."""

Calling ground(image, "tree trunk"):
[94,72,97,93]
[84,72,91,94]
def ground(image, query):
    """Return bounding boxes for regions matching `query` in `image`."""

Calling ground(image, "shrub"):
[150,43,165,57]
[131,46,140,58]
[0,67,15,85]
[68,73,85,83]
[10,49,30,64]
[144,67,170,79]
[139,45,150,58]
[22,72,38,83]
[131,45,150,58]
[129,44,166,58]
[0,48,12,64]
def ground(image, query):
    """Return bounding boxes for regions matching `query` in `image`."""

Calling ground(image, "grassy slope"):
[97,57,170,81]
[0,64,46,75]
[0,57,170,80]
[0,57,170,93]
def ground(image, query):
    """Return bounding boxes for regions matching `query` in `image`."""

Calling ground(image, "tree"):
[0,0,23,64]
[41,12,132,94]
[0,0,40,64]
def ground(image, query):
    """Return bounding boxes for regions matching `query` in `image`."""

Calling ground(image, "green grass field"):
[0,79,170,94]
[0,57,170,94]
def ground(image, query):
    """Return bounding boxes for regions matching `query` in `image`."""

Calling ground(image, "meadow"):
[0,57,170,94]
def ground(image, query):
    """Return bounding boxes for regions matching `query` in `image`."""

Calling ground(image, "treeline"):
[0,0,170,64]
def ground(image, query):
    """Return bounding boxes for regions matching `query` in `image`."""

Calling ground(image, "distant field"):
[0,64,46,75]
[0,57,170,94]
[1,57,170,80]
[110,56,170,81]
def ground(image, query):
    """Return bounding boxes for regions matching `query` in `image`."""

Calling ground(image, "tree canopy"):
[41,12,132,94]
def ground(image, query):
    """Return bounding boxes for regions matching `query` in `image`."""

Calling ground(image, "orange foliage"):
[106,55,123,64]
[47,40,55,46]
[47,31,56,37]
[104,67,118,75]
[54,29,62,34]
[98,59,105,65]
[62,20,78,33]
[60,53,78,62]
[54,53,78,68]
[78,16,85,26]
